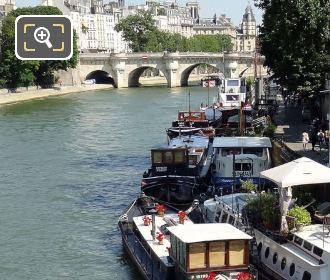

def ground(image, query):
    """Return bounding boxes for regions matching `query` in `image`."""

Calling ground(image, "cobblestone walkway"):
[274,103,329,165]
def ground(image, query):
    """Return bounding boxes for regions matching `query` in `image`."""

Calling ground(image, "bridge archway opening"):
[128,67,167,87]
[181,64,222,87]
[85,70,115,85]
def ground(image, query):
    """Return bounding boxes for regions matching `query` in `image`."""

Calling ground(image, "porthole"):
[265,247,270,259]
[290,263,295,276]
[273,252,278,264]
[257,242,262,256]
[302,271,311,280]
[281,258,286,270]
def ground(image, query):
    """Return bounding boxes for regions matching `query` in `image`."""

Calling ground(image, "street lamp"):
[320,89,330,167]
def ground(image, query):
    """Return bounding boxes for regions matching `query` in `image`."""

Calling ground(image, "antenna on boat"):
[188,91,191,115]
[232,153,236,210]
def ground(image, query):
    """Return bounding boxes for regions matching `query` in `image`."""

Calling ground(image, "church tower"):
[242,3,256,36]
[118,0,125,8]
[186,1,199,20]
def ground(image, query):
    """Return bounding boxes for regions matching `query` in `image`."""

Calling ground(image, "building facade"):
[0,0,15,29]
[42,0,257,54]
[42,0,129,53]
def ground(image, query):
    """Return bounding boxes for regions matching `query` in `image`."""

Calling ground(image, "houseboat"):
[202,157,330,280]
[211,137,272,193]
[118,195,256,280]
[141,135,212,205]
[167,111,215,139]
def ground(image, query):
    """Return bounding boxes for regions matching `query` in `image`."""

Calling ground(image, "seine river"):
[0,86,215,280]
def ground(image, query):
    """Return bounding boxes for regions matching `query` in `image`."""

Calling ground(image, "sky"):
[16,0,263,26]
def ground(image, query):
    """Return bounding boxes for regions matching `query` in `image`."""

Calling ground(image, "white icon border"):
[15,15,73,61]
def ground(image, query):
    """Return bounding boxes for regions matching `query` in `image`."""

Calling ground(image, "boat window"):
[242,163,252,171]
[273,252,278,264]
[242,147,264,157]
[164,151,173,164]
[302,271,311,280]
[220,212,228,223]
[153,152,163,164]
[222,148,241,156]
[281,258,286,270]
[189,155,198,165]
[227,79,239,86]
[229,240,246,266]
[294,236,303,246]
[313,246,323,257]
[257,242,262,256]
[290,263,295,276]
[209,241,226,267]
[265,247,270,258]
[287,233,294,241]
[170,235,177,259]
[174,150,185,164]
[228,215,235,225]
[303,241,313,251]
[188,243,206,269]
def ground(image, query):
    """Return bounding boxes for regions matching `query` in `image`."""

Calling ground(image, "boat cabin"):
[168,223,252,279]
[218,78,246,108]
[171,111,210,131]
[211,137,272,190]
[149,136,209,177]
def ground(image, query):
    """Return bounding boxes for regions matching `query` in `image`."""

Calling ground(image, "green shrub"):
[288,206,311,226]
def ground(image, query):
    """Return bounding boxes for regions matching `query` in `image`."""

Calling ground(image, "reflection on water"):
[0,87,209,279]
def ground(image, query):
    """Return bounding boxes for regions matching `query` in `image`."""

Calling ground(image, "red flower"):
[203,272,217,280]
[155,204,166,213]
[178,211,187,219]
[237,272,254,280]
[143,215,151,223]
[156,232,164,242]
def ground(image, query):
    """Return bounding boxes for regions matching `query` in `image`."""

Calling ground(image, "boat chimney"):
[149,208,157,240]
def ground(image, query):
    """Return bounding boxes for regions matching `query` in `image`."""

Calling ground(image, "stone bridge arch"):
[85,70,115,85]
[180,63,222,87]
[128,66,169,87]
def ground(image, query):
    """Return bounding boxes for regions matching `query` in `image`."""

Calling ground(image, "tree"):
[115,11,157,52]
[0,6,78,89]
[254,0,330,96]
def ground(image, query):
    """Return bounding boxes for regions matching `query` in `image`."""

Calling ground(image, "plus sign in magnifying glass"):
[34,27,53,48]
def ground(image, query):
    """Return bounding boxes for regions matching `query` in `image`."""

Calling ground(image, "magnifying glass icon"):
[34,27,52,49]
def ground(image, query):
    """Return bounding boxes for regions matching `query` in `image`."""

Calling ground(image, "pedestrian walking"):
[325,129,329,149]
[317,129,325,152]
[310,128,317,151]
[302,131,309,150]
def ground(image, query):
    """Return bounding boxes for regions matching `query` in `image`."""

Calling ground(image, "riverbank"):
[0,84,114,105]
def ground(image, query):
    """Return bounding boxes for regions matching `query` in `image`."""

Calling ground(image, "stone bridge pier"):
[78,52,266,88]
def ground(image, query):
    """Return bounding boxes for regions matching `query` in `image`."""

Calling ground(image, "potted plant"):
[288,206,311,231]
[178,211,187,224]
[240,179,256,193]
[155,204,166,216]
[156,232,164,245]
[142,215,151,226]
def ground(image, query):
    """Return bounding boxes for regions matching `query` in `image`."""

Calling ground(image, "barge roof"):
[213,137,272,148]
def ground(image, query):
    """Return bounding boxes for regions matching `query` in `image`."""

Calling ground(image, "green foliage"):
[240,179,256,193]
[115,11,157,52]
[246,193,280,228]
[116,11,233,53]
[254,0,330,96]
[157,7,166,16]
[263,123,277,137]
[0,6,78,89]
[288,206,311,226]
